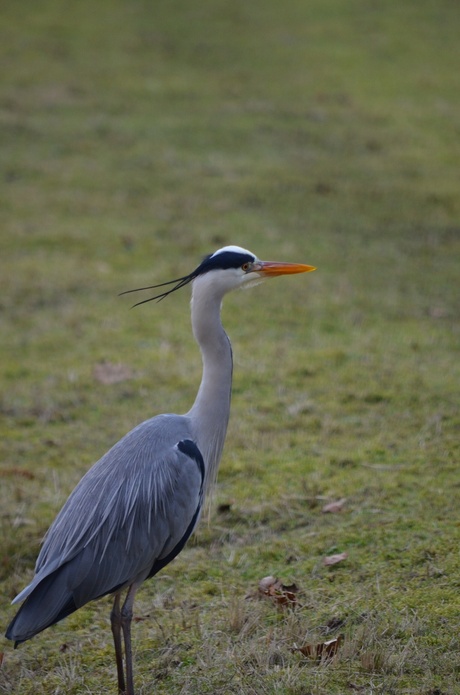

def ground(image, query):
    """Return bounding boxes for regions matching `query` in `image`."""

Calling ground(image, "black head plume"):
[119,247,256,307]
[119,272,196,307]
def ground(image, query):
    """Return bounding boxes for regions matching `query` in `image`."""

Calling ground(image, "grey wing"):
[69,436,205,605]
[7,416,204,643]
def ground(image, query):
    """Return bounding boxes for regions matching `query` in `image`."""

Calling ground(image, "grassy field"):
[1,0,459,693]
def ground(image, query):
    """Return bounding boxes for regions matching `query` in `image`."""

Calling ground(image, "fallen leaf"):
[256,576,299,607]
[0,652,4,667]
[293,635,343,662]
[0,468,36,479]
[429,306,448,319]
[322,498,347,513]
[93,362,133,385]
[258,575,277,591]
[323,552,348,566]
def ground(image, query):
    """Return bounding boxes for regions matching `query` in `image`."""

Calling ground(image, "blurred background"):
[1,1,459,693]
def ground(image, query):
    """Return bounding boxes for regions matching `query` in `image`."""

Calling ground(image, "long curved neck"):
[187,275,233,494]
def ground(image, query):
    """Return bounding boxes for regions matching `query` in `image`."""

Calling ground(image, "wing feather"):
[11,415,203,608]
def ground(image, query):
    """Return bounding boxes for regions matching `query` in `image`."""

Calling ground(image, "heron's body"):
[9,416,203,638]
[5,245,315,694]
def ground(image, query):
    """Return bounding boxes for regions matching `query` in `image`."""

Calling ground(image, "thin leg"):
[121,584,138,695]
[111,592,126,694]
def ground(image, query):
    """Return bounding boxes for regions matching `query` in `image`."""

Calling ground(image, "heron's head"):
[191,245,315,295]
[121,245,315,306]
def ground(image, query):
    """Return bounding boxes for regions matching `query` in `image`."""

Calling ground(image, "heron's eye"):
[241,262,252,272]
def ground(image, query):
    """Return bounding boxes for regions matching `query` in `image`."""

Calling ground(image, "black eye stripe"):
[195,251,255,274]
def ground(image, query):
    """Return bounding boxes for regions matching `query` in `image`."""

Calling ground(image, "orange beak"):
[254,261,316,276]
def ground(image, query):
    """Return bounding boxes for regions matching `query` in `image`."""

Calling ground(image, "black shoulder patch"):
[195,251,255,275]
[177,439,205,484]
[147,439,205,581]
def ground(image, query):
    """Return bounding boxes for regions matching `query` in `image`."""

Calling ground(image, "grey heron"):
[5,245,315,694]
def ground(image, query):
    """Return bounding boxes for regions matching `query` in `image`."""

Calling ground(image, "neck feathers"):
[187,274,233,495]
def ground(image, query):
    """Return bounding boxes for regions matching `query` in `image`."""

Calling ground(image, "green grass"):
[1,0,460,693]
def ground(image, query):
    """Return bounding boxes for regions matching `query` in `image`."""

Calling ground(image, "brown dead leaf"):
[93,362,133,385]
[293,635,343,662]
[0,468,36,480]
[323,552,348,566]
[429,305,448,319]
[258,575,277,592]
[257,576,299,607]
[322,498,347,513]
[0,651,3,667]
